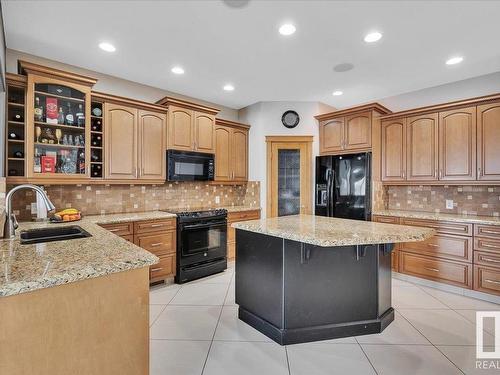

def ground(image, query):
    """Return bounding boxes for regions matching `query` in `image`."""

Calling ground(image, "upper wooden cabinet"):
[381,95,500,184]
[439,107,476,181]
[316,103,391,156]
[381,118,406,181]
[101,94,167,182]
[214,119,250,183]
[477,102,500,181]
[406,113,438,181]
[156,97,219,154]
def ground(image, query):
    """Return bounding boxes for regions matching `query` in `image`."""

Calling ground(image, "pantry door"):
[266,136,312,218]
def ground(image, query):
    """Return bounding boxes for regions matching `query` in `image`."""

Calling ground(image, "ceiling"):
[3,0,500,109]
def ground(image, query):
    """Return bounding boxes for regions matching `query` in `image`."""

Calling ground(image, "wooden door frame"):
[266,136,313,218]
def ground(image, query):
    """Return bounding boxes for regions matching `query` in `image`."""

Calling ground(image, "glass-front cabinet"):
[21,61,97,180]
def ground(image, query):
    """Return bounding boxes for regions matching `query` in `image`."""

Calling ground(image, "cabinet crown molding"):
[91,91,167,113]
[156,96,219,115]
[215,118,250,129]
[18,60,98,87]
[314,102,391,121]
[380,92,500,120]
[6,72,27,87]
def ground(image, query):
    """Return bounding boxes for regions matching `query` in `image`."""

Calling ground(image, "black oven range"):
[166,208,228,283]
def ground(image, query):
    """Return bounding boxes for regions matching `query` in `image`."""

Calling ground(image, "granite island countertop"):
[0,211,177,298]
[232,214,434,247]
[373,209,500,226]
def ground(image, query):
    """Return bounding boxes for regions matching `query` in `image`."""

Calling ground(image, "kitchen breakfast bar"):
[232,215,434,345]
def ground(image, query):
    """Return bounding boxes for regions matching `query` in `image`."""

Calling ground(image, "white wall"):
[5,49,239,121]
[378,71,500,112]
[238,101,334,217]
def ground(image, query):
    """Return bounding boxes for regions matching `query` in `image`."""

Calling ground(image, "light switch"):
[445,199,454,210]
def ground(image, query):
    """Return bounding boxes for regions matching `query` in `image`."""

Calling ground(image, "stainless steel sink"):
[20,225,92,244]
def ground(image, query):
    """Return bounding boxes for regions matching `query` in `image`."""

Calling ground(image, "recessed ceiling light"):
[332,90,343,96]
[446,56,464,65]
[98,42,116,52]
[171,66,185,75]
[279,23,296,36]
[333,63,354,73]
[223,84,235,91]
[364,32,382,43]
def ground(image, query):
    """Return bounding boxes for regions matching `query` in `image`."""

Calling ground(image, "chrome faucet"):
[4,184,56,239]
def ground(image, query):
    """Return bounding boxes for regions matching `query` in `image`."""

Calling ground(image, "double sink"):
[20,225,92,245]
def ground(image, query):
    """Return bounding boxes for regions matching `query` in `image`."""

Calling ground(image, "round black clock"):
[281,110,300,129]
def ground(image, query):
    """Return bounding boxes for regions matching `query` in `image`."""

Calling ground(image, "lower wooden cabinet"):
[474,265,500,296]
[227,209,260,259]
[399,233,472,263]
[100,218,177,283]
[399,252,472,288]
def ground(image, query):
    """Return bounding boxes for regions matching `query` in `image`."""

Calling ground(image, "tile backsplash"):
[386,185,500,217]
[10,181,260,221]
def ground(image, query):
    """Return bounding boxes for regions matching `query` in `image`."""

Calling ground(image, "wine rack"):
[90,101,103,178]
[6,77,26,177]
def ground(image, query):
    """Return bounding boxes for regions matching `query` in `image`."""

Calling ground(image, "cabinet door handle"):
[427,243,439,248]
[151,267,163,272]
[424,267,439,272]
[402,170,405,179]
[108,228,121,232]
[150,223,164,228]
[483,243,500,249]
[439,170,443,179]
[482,257,500,264]
[481,230,500,235]
[151,242,163,247]
[485,279,500,285]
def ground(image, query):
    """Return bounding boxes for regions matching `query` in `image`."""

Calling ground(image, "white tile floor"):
[149,262,500,375]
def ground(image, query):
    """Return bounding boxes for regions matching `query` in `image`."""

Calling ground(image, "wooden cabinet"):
[477,102,500,180]
[104,102,166,182]
[381,118,406,181]
[439,107,476,180]
[138,110,166,180]
[157,97,219,154]
[406,113,438,181]
[320,117,344,154]
[400,234,472,263]
[316,104,391,156]
[214,119,250,183]
[105,103,138,179]
[227,209,260,259]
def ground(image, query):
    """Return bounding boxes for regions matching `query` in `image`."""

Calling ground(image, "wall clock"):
[281,110,300,129]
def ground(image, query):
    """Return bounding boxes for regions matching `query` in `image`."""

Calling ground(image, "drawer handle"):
[485,279,500,285]
[150,224,165,228]
[424,267,439,272]
[108,228,121,232]
[481,257,500,264]
[427,243,439,248]
[151,267,163,272]
[482,243,500,249]
[151,243,163,247]
[481,230,500,235]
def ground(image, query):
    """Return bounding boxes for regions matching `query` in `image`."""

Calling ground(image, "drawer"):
[134,218,176,234]
[399,252,472,288]
[228,210,260,223]
[228,241,236,259]
[372,215,400,224]
[474,251,500,269]
[474,237,500,254]
[134,231,175,256]
[401,218,472,236]
[474,265,500,296]
[100,222,134,236]
[400,234,472,262]
[474,224,500,240]
[121,234,134,243]
[150,254,175,281]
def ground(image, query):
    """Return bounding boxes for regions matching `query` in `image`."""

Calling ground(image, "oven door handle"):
[181,222,227,230]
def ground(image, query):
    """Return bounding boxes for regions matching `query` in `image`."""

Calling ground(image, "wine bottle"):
[13,150,24,158]
[33,149,41,173]
[65,103,74,126]
[8,132,18,140]
[75,104,85,127]
[57,107,65,125]
[34,97,44,122]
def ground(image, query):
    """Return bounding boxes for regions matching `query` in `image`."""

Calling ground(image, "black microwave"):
[167,150,215,181]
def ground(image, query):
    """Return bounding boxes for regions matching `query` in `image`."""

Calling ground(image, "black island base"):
[235,230,394,345]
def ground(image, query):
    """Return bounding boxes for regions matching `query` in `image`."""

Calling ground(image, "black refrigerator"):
[315,152,371,221]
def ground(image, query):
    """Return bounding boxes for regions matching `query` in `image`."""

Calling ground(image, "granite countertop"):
[232,214,434,247]
[373,209,500,226]
[0,211,177,298]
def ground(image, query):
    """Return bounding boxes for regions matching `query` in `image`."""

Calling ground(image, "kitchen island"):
[232,214,434,345]
[0,211,175,375]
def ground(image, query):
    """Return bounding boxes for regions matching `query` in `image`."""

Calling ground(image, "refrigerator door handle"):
[326,168,334,217]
